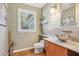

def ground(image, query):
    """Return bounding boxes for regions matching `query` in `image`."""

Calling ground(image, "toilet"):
[33,40,44,53]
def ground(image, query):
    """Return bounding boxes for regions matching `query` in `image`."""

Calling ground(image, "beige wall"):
[75,3,79,26]
[8,3,41,50]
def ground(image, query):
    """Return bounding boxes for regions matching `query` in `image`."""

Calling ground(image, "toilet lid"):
[34,43,44,48]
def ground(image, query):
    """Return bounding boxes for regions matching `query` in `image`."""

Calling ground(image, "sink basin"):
[56,34,79,47]
[56,34,69,42]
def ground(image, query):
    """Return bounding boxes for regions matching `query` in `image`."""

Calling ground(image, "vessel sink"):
[56,34,79,46]
[56,34,69,42]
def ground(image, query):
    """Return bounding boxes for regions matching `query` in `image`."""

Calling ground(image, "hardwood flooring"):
[11,49,45,56]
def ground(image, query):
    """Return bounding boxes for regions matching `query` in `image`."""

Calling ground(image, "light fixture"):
[50,4,57,13]
[50,8,56,13]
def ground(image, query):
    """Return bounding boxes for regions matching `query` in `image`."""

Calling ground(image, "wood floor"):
[11,49,45,56]
[26,52,45,56]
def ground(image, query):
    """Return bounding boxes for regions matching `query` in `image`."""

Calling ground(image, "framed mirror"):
[61,3,76,26]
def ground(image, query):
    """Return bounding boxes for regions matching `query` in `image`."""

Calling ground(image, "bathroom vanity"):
[42,3,79,56]
[44,38,79,56]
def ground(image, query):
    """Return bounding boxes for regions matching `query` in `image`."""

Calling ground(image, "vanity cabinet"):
[44,38,79,56]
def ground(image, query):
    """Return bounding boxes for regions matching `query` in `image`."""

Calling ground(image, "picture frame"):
[18,8,36,32]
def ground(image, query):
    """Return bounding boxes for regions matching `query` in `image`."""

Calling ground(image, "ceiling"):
[25,3,46,8]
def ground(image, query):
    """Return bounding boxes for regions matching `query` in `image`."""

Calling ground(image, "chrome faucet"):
[61,30,72,39]
[61,30,72,33]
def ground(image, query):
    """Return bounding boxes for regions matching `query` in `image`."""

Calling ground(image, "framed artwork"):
[18,8,36,32]
[0,3,7,26]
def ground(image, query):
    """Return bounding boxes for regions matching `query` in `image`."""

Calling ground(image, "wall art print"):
[18,8,36,32]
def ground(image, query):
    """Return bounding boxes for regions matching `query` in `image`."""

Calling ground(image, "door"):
[0,26,8,56]
[0,4,8,56]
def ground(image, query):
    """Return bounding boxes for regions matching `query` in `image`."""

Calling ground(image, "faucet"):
[61,30,72,39]
[61,30,72,33]
[56,30,72,42]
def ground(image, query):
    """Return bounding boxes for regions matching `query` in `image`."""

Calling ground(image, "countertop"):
[44,35,79,53]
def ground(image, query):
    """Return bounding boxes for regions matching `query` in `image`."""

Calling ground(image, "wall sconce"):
[50,4,57,13]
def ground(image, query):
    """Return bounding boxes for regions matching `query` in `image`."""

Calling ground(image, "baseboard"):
[13,47,34,53]
[12,47,34,56]
[11,46,45,56]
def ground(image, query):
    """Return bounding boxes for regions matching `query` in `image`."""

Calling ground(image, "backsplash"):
[50,26,79,42]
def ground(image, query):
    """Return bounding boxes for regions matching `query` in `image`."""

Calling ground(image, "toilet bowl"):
[33,40,44,53]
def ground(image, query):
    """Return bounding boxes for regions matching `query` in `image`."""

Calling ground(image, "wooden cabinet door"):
[45,39,68,56]
[45,39,54,56]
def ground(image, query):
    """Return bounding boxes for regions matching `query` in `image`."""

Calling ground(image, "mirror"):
[61,3,76,26]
